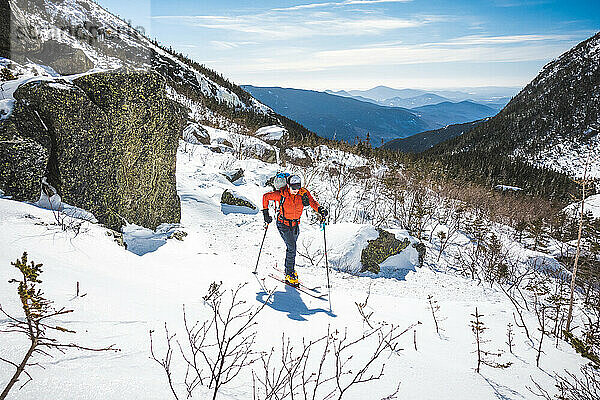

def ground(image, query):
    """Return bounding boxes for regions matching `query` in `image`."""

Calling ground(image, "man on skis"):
[262,174,327,287]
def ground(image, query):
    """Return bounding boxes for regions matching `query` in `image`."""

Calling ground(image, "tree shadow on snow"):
[256,286,336,321]
[481,375,525,400]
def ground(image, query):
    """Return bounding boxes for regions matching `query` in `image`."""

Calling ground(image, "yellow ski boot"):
[285,272,299,288]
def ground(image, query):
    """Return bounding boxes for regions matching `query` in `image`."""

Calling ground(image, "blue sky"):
[97,0,599,90]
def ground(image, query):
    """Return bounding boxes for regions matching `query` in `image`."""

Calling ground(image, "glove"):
[262,209,272,224]
[302,192,310,206]
[318,206,328,218]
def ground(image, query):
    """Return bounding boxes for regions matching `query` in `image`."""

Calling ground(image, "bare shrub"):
[427,295,444,336]
[470,307,512,373]
[529,363,600,400]
[252,324,411,400]
[150,282,273,400]
[327,165,354,224]
[297,236,324,267]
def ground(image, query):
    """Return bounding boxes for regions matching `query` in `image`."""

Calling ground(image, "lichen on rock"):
[360,229,411,274]
[221,190,256,210]
[0,69,186,231]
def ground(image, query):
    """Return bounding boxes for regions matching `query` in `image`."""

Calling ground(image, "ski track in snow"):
[0,133,587,400]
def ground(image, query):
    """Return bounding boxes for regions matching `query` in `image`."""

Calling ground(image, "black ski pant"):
[276,221,299,276]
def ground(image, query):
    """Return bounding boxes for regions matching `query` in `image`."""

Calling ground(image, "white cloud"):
[225,35,577,73]
[152,12,434,39]
[209,40,258,50]
[272,0,412,12]
[437,34,575,46]
[492,0,553,7]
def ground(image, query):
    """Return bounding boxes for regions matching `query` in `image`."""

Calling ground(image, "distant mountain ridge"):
[381,93,450,108]
[338,86,518,105]
[348,86,424,102]
[242,85,435,145]
[411,101,497,127]
[383,120,486,153]
[245,85,501,145]
[326,86,512,114]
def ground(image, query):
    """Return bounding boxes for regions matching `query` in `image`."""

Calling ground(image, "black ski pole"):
[323,219,330,288]
[323,221,331,288]
[321,215,332,311]
[254,223,269,275]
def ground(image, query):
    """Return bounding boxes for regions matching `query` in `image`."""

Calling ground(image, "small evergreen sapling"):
[427,294,444,336]
[506,323,514,354]
[0,252,118,400]
[470,307,512,373]
[0,67,16,81]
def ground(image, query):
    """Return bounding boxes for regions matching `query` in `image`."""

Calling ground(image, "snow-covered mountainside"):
[1,0,291,135]
[426,31,600,181]
[8,0,246,107]
[0,129,592,399]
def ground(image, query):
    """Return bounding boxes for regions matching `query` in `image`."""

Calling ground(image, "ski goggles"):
[290,183,301,190]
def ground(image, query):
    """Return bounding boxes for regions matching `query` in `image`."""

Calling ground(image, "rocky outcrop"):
[254,125,285,145]
[247,142,277,164]
[0,70,186,231]
[222,168,244,183]
[221,190,256,210]
[360,229,411,274]
[183,123,210,145]
[34,40,94,75]
[281,147,312,167]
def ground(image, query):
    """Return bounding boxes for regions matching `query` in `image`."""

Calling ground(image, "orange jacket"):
[263,186,320,222]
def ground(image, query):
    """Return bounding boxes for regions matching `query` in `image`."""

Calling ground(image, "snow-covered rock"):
[282,147,313,166]
[255,125,286,144]
[183,123,210,145]
[564,193,600,220]
[495,184,523,192]
[220,189,258,214]
[221,168,244,183]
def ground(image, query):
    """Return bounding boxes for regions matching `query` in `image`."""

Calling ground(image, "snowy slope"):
[0,132,586,400]
[5,0,272,116]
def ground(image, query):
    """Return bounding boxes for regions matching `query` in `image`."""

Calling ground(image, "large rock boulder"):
[254,125,286,145]
[222,168,244,183]
[245,141,277,164]
[221,190,257,211]
[361,229,412,274]
[0,70,186,231]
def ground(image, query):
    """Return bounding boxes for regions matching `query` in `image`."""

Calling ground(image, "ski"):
[267,273,328,300]
[272,266,322,293]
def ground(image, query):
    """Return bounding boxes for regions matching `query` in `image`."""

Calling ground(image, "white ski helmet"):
[289,175,301,190]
